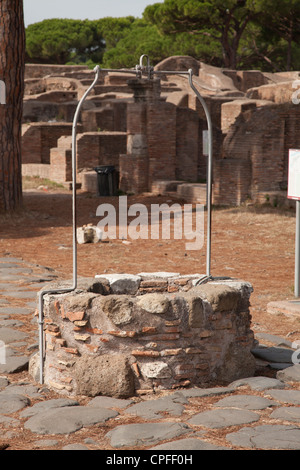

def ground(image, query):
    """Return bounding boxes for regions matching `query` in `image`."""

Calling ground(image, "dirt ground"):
[1,180,300,451]
[0,180,299,340]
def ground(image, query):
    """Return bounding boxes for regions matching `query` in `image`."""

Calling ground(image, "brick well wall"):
[40,274,256,397]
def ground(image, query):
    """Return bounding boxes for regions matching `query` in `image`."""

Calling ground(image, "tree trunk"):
[0,0,25,213]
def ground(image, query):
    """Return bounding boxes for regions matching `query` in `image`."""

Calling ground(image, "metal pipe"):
[98,68,138,74]
[188,69,213,278]
[38,65,100,384]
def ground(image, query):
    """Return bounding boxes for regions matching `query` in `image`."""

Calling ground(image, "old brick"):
[86,327,103,335]
[74,333,90,342]
[164,326,181,333]
[138,287,167,294]
[131,362,141,377]
[160,348,183,356]
[131,350,160,358]
[46,330,61,338]
[199,329,214,338]
[66,311,85,322]
[74,320,88,327]
[165,320,181,326]
[46,324,60,333]
[185,347,203,354]
[108,330,136,338]
[174,278,189,286]
[85,344,99,353]
[63,347,79,355]
[141,326,157,334]
[168,285,179,293]
[140,280,168,288]
[54,300,60,315]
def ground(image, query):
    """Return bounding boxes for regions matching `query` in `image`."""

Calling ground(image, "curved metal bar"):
[37,65,100,384]
[188,69,213,277]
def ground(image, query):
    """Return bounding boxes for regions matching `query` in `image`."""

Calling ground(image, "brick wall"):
[41,274,256,396]
[22,123,75,164]
[50,132,126,184]
[176,107,199,182]
[120,78,202,193]
[214,103,300,205]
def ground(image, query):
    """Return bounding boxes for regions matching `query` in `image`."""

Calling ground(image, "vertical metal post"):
[295,200,300,297]
[188,70,213,278]
[37,66,100,384]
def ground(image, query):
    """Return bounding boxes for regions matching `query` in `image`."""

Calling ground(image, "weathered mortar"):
[37,273,256,398]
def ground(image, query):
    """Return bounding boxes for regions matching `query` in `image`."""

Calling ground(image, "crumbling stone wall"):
[40,274,255,397]
[21,62,300,205]
[214,103,300,205]
[49,131,127,184]
[22,123,76,164]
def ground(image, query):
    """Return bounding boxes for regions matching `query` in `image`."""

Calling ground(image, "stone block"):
[196,284,239,312]
[77,225,102,244]
[65,292,96,311]
[101,296,134,326]
[184,294,205,328]
[136,293,170,314]
[74,354,135,398]
[95,274,141,295]
[141,361,172,379]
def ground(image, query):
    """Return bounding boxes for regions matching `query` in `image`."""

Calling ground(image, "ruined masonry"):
[39,273,256,397]
[22,57,300,206]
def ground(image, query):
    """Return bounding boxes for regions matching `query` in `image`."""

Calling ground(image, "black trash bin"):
[94,165,118,196]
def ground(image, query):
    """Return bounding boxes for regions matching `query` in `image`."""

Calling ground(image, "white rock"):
[141,361,172,379]
[95,274,141,294]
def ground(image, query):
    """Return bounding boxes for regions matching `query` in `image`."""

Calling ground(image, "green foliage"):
[253,0,300,70]
[144,0,258,69]
[101,19,222,68]
[26,18,105,64]
[25,1,300,72]
[101,20,170,68]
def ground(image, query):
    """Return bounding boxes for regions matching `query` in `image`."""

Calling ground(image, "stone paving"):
[1,257,300,450]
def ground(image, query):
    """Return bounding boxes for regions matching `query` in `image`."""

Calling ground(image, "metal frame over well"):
[37,55,213,384]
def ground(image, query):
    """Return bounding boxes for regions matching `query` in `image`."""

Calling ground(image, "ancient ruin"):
[39,273,255,397]
[22,56,300,206]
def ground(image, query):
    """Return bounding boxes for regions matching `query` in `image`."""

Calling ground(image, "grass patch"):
[22,176,65,190]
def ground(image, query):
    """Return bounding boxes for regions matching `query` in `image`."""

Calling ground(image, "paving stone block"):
[106,422,190,448]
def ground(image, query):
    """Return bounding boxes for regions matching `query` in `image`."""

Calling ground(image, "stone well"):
[38,273,256,398]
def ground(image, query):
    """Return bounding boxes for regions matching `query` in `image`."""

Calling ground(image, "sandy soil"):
[0,184,298,340]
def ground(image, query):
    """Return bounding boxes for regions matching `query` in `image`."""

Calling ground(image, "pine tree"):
[0,0,25,212]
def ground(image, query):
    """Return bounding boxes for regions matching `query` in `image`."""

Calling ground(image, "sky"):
[23,0,164,27]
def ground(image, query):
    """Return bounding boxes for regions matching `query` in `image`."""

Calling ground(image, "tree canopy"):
[26,18,105,64]
[25,0,300,71]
